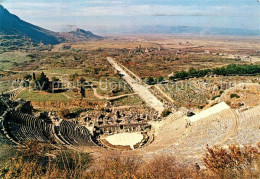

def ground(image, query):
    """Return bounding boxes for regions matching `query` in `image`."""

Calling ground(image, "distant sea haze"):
[88,25,260,36]
[132,26,260,36]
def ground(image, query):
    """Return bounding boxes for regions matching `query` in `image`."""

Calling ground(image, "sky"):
[1,0,260,34]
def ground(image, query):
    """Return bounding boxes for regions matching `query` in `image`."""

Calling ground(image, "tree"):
[24,74,32,80]
[35,72,50,91]
[161,109,172,117]
[69,74,77,81]
[22,80,30,87]
[79,77,86,84]
[230,94,240,99]
[58,108,70,118]
[80,86,85,98]
[174,70,189,79]
[146,76,155,85]
[188,67,196,77]
[52,77,59,82]
[32,72,36,81]
[156,76,164,83]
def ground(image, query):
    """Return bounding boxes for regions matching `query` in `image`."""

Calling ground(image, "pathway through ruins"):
[107,57,165,113]
[92,87,137,100]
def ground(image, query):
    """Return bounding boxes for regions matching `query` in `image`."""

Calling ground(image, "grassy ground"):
[111,95,143,106]
[17,89,70,102]
[0,81,13,93]
[43,69,85,75]
[96,78,132,97]
[84,88,102,101]
[16,88,103,102]
[0,51,31,71]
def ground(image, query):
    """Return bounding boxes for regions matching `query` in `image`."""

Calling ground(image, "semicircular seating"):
[3,111,55,144]
[59,120,95,146]
[226,105,260,145]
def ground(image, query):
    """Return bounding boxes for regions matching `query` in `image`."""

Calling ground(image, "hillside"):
[60,28,103,42]
[0,5,64,45]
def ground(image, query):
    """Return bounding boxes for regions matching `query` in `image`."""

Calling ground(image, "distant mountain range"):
[0,5,103,45]
[135,25,260,36]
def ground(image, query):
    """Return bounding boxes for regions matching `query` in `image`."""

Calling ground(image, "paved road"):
[107,57,165,113]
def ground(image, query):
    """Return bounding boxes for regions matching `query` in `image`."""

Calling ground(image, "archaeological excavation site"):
[1,81,260,164]
[0,2,260,177]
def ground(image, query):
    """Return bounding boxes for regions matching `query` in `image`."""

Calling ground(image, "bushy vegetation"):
[171,68,210,80]
[34,72,50,91]
[212,95,221,100]
[146,76,154,85]
[230,93,240,99]
[212,64,260,76]
[145,76,164,85]
[0,141,92,179]
[0,141,258,178]
[203,144,260,178]
[0,36,35,54]
[161,109,172,117]
[58,108,70,118]
[171,64,260,80]
[117,49,240,78]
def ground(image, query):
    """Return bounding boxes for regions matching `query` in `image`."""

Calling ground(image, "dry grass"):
[0,141,259,179]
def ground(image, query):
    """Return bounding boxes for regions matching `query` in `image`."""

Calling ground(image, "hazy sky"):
[2,0,260,33]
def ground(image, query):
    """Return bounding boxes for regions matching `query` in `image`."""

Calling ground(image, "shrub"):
[58,108,70,118]
[24,74,32,80]
[156,76,164,83]
[203,144,260,178]
[161,109,172,117]
[230,93,240,99]
[0,142,259,178]
[171,64,260,81]
[54,150,92,171]
[79,77,86,84]
[69,73,78,81]
[211,95,221,100]
[0,142,92,179]
[146,76,155,85]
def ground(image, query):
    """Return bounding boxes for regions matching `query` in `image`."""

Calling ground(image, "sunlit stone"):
[106,133,143,149]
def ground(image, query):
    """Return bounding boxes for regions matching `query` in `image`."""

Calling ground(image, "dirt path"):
[4,87,25,99]
[62,93,72,99]
[92,87,136,100]
[107,57,165,113]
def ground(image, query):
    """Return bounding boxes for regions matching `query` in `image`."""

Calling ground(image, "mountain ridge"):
[0,5,103,45]
[0,5,63,45]
[59,28,103,42]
